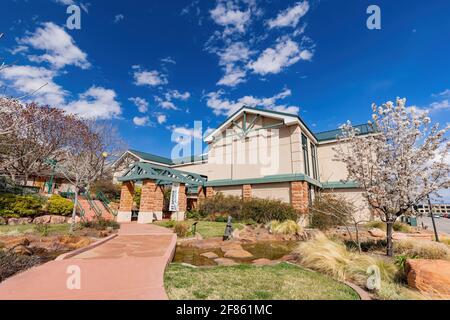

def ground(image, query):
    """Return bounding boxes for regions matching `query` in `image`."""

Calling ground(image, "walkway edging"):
[55,234,118,261]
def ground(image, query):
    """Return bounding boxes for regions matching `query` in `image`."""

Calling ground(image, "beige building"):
[114,106,374,222]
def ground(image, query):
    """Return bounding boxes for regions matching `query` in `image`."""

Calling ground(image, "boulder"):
[279,254,297,262]
[7,218,20,225]
[392,232,407,240]
[67,216,81,224]
[200,252,219,259]
[50,215,67,224]
[252,258,274,266]
[224,249,253,259]
[0,217,7,225]
[406,259,450,298]
[12,245,32,256]
[214,258,237,266]
[221,243,244,253]
[4,237,30,249]
[18,218,32,225]
[368,228,385,238]
[33,215,52,224]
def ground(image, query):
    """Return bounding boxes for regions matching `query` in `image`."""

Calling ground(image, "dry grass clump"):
[293,233,422,299]
[394,239,450,260]
[266,220,303,235]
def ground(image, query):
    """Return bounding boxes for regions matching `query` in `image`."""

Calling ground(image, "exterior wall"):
[322,188,372,221]
[214,185,242,197]
[118,181,134,222]
[252,182,291,203]
[317,141,350,182]
[242,184,252,201]
[290,181,309,214]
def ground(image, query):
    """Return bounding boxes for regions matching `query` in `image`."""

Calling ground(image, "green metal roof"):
[321,181,360,189]
[205,173,322,188]
[315,123,376,142]
[129,149,174,165]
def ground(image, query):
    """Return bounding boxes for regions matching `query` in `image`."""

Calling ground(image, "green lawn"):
[154,220,245,239]
[0,224,71,236]
[164,262,360,300]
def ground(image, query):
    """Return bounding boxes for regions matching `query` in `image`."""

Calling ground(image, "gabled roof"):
[128,149,173,165]
[204,106,317,143]
[315,123,376,142]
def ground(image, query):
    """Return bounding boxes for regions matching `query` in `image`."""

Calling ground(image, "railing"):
[84,192,103,218]
[96,191,118,217]
[66,192,85,219]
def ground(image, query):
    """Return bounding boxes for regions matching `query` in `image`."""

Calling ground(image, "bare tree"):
[334,98,450,256]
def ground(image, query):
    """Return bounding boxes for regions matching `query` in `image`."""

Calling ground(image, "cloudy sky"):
[1,0,449,162]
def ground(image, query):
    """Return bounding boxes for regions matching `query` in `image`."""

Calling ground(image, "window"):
[302,133,310,176]
[310,142,319,180]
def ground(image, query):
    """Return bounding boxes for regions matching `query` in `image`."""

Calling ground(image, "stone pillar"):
[118,181,134,222]
[206,186,215,198]
[242,184,252,201]
[139,179,164,224]
[291,181,309,215]
[171,183,187,221]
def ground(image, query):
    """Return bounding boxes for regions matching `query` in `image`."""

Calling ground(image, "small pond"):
[173,241,298,266]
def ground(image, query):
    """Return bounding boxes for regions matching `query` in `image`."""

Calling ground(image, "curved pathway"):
[0,223,176,300]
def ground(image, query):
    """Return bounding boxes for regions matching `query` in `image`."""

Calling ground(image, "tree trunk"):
[355,223,361,253]
[70,186,78,233]
[386,221,394,256]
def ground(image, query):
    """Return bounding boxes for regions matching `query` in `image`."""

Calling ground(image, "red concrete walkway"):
[0,223,176,300]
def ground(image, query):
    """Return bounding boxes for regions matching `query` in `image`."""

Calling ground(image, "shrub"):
[90,180,121,201]
[198,193,298,223]
[394,239,450,260]
[0,194,45,218]
[309,194,353,230]
[393,222,412,233]
[215,216,228,223]
[80,218,120,231]
[47,195,74,216]
[133,186,141,208]
[345,239,387,252]
[267,220,302,235]
[365,221,386,231]
[174,222,190,237]
[186,210,201,220]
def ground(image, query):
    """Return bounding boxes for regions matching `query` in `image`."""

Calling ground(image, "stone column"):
[206,186,215,198]
[139,179,164,224]
[118,181,134,222]
[242,184,252,201]
[291,181,309,215]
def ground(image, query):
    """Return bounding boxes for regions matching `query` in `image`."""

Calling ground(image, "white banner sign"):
[169,183,180,212]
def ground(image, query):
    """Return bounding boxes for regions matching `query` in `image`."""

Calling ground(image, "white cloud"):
[432,89,450,98]
[0,65,67,106]
[53,0,75,5]
[249,37,313,75]
[210,1,252,35]
[19,22,90,70]
[217,65,247,86]
[133,68,168,87]
[133,116,150,126]
[157,114,167,124]
[129,97,149,113]
[64,86,122,119]
[429,99,450,111]
[267,1,310,29]
[154,96,178,110]
[215,42,254,86]
[165,89,190,101]
[114,14,124,23]
[161,56,176,64]
[168,125,203,145]
[205,88,299,116]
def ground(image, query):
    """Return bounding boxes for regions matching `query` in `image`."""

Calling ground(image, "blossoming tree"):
[334,98,450,256]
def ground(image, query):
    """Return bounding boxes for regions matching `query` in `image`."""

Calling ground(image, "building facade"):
[114,107,375,223]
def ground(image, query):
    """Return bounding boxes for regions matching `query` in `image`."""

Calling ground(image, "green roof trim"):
[315,123,376,142]
[321,181,360,189]
[205,173,322,188]
[129,149,173,165]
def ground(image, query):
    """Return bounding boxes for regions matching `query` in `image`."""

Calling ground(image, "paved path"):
[418,217,450,235]
[0,223,176,300]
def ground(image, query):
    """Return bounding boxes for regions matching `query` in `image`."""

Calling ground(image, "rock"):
[232,229,240,239]
[4,237,30,249]
[70,238,91,249]
[406,259,450,297]
[252,258,273,266]
[12,245,32,256]
[368,228,385,238]
[200,252,219,259]
[224,249,253,259]
[279,254,297,262]
[67,216,81,224]
[33,215,52,224]
[18,218,32,225]
[0,217,7,225]
[7,218,20,225]
[214,258,237,266]
[392,232,407,240]
[221,243,244,253]
[50,215,67,224]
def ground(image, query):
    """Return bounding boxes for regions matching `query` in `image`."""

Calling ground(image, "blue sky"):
[1,0,449,159]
